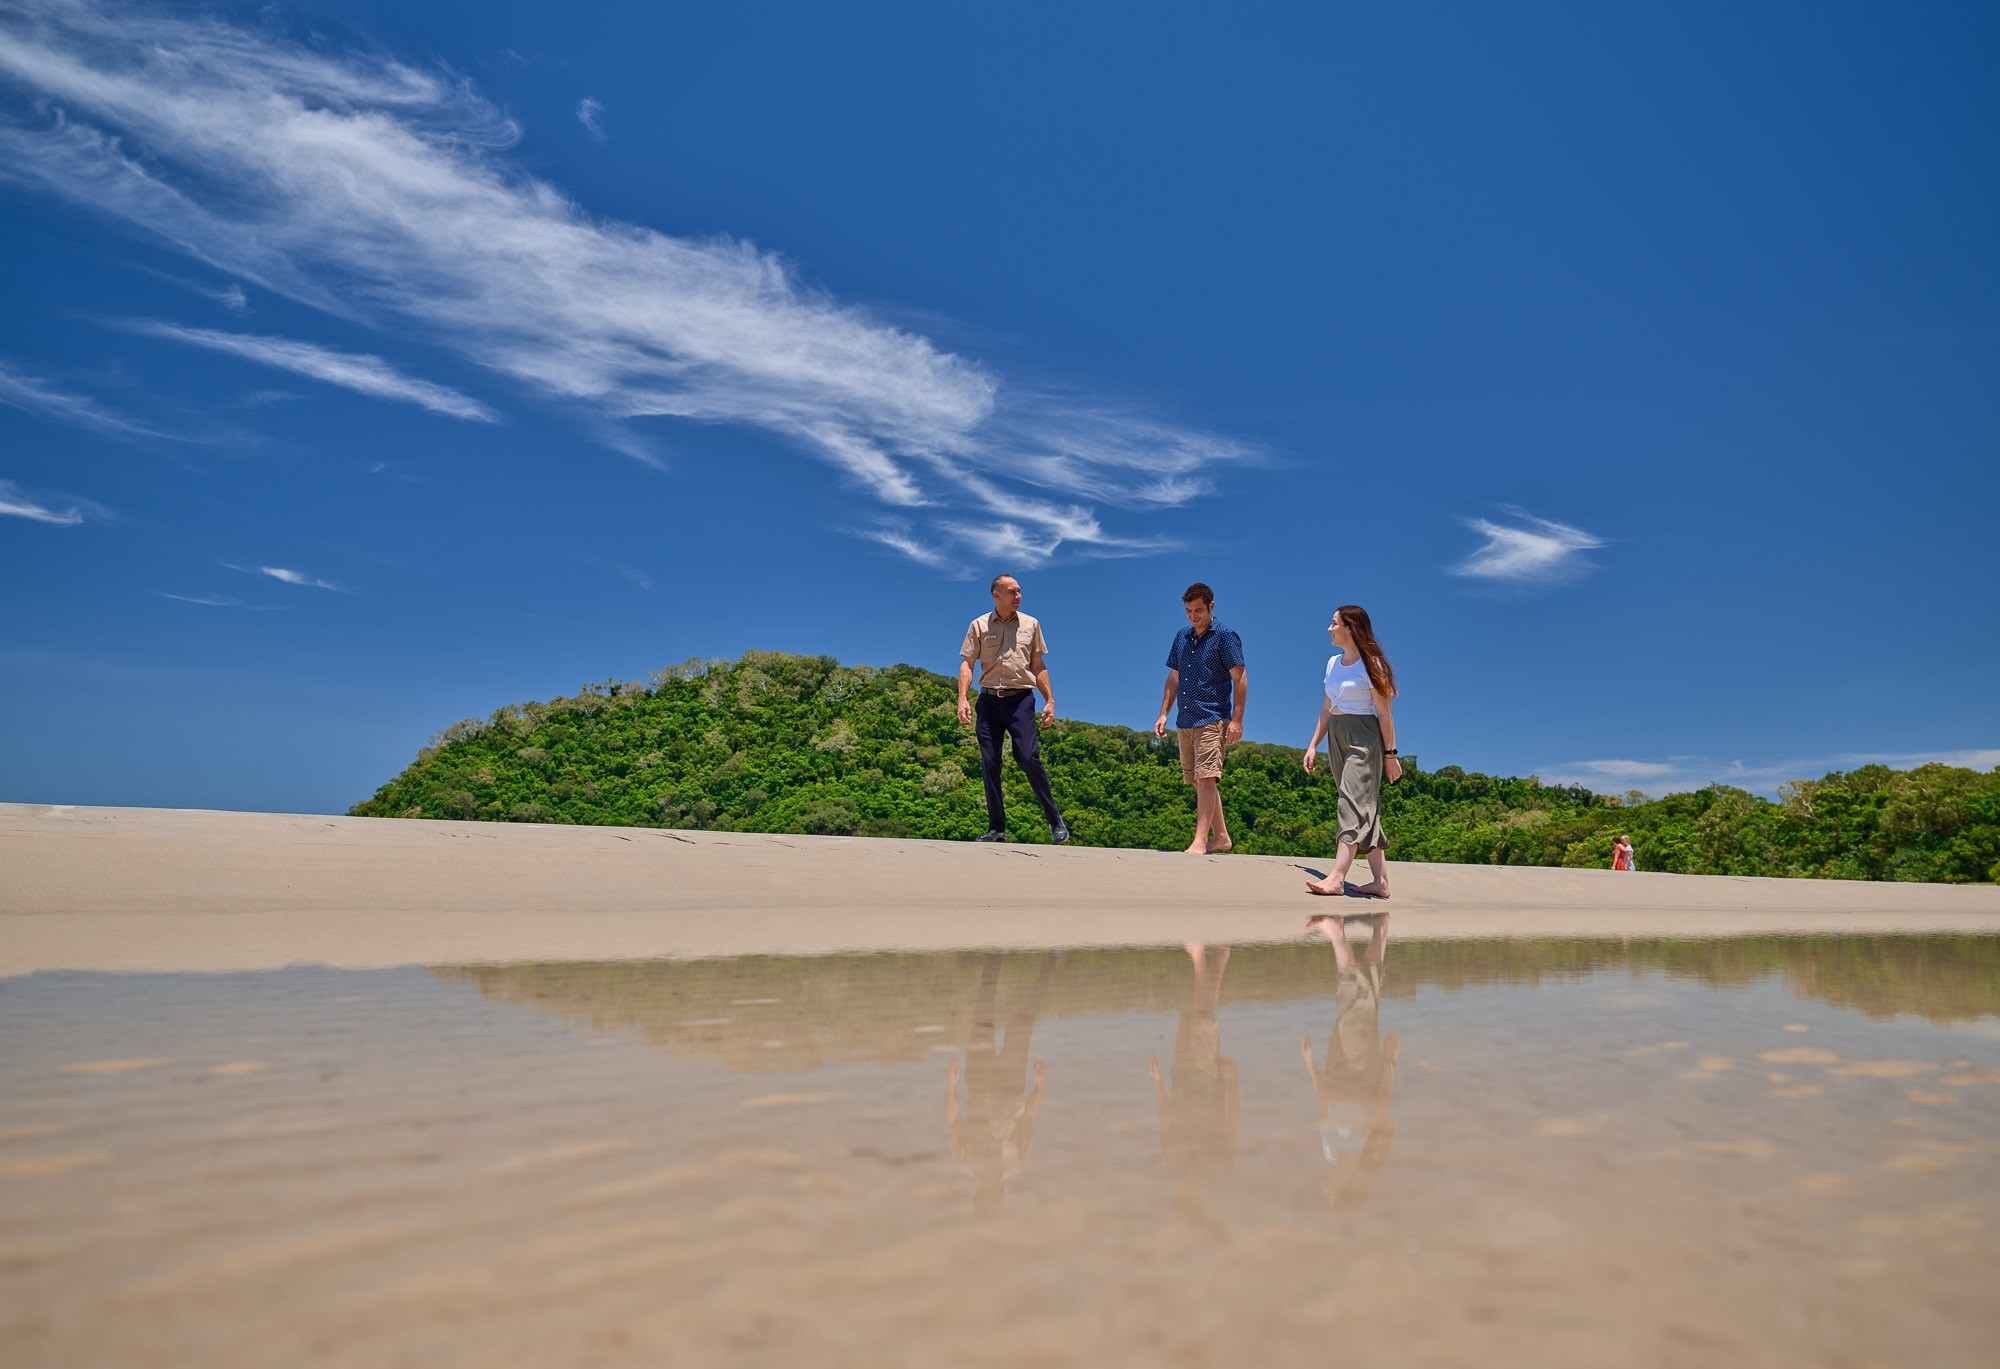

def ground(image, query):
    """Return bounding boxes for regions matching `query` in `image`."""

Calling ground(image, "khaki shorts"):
[1177,720,1227,782]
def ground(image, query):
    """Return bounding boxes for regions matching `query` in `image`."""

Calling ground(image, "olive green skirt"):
[1326,712,1387,853]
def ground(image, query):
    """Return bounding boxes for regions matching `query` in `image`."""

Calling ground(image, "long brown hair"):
[1336,604,1398,698]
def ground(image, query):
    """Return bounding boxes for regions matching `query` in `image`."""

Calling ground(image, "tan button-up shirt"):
[960,611,1048,692]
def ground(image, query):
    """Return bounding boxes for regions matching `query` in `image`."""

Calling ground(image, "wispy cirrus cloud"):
[0,1,1251,570]
[259,566,340,590]
[856,521,960,574]
[575,97,605,140]
[0,477,85,524]
[1540,749,2000,797]
[120,321,498,422]
[0,356,163,439]
[1450,508,1604,585]
[225,563,342,591]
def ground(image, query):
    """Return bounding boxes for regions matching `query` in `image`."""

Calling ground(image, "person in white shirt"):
[1303,604,1402,898]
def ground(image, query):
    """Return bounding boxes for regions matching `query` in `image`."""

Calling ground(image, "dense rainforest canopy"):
[354,652,2000,884]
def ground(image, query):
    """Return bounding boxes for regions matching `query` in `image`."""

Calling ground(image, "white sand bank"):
[4,802,1997,974]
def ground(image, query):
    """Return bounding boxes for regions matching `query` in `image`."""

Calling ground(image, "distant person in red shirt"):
[1612,835,1636,871]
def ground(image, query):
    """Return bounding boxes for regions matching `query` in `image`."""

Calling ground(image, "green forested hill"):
[353,651,2000,883]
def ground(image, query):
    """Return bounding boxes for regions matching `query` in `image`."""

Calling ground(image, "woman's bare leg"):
[1350,849,1391,899]
[1306,841,1359,895]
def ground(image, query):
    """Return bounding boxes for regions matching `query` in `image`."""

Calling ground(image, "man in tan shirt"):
[957,574,1068,844]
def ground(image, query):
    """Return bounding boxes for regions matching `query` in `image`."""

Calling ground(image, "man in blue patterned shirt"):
[1154,583,1248,854]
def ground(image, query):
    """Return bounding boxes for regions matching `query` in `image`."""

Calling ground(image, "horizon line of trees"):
[352,651,2000,884]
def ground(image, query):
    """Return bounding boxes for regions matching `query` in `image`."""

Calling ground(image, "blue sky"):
[2,0,1995,815]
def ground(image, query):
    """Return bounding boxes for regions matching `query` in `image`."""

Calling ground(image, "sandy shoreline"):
[4,802,1998,975]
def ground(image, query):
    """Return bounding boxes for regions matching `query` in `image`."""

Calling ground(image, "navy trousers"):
[975,690,1062,832]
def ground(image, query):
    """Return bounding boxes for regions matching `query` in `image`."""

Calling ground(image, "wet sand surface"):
[6,805,1999,973]
[5,929,1998,1368]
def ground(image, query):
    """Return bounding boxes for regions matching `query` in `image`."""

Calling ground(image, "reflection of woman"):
[947,952,1056,1215]
[1304,605,1401,899]
[1150,943,1240,1217]
[1301,913,1399,1210]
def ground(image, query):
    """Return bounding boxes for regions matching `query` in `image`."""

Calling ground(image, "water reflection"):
[947,952,1057,1213]
[1151,944,1240,1217]
[1302,913,1398,1210]
[14,933,2000,1369]
[437,934,2000,1059]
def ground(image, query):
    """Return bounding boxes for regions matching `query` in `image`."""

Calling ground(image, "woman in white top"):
[1303,605,1402,898]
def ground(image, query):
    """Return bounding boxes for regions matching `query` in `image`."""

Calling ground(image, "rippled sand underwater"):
[6,926,1999,1368]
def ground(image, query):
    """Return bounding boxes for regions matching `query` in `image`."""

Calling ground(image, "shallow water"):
[5,925,1998,1368]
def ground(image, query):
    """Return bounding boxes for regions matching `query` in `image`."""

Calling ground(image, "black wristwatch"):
[1384,749,1399,757]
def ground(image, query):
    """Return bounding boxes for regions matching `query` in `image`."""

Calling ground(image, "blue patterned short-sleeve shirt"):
[1167,621,1246,728]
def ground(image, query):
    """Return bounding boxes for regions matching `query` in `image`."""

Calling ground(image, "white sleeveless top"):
[1324,653,1378,715]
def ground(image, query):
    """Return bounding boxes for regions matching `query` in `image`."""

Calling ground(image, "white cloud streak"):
[0,477,84,523]
[223,562,342,591]
[259,566,339,590]
[1540,749,2000,797]
[575,96,604,139]
[856,522,960,573]
[0,356,163,438]
[0,2,1251,569]
[1451,508,1604,584]
[122,320,498,421]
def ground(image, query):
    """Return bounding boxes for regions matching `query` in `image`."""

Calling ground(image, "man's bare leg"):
[1204,780,1233,853]
[1183,778,1214,854]
[1306,841,1359,895]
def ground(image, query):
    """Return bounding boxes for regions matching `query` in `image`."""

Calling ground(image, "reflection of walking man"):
[1150,943,1240,1217]
[1153,583,1247,855]
[947,952,1057,1215]
[957,574,1068,844]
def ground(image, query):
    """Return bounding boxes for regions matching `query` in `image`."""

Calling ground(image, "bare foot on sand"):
[1306,878,1344,896]
[1348,881,1391,900]
[1207,837,1233,854]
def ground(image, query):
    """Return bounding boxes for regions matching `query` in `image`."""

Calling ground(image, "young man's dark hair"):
[1182,582,1214,606]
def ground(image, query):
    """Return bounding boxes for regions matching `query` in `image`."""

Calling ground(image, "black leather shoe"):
[976,829,1008,843]
[1050,821,1071,845]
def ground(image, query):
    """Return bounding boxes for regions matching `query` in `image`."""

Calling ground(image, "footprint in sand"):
[0,1123,64,1142]
[1882,1143,1975,1174]
[1828,1060,1938,1079]
[1758,1048,1840,1065]
[1678,1056,1735,1081]
[0,1152,109,1179]
[58,1058,167,1075]
[487,1139,632,1176]
[742,1092,833,1110]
